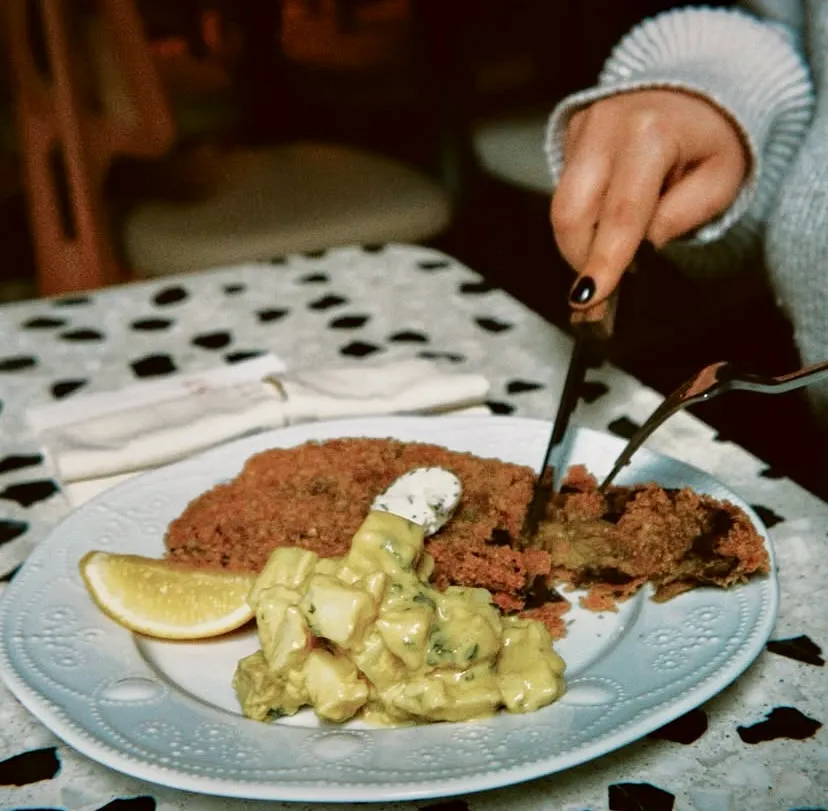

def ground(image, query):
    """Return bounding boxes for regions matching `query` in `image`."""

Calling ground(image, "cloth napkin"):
[26,354,491,506]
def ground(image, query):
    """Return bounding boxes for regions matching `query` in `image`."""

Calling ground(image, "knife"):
[522,288,619,540]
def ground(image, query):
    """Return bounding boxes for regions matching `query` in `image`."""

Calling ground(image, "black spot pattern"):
[0,355,37,372]
[737,707,822,743]
[131,354,177,378]
[579,380,610,403]
[192,331,233,350]
[304,249,327,259]
[418,801,469,811]
[23,316,67,329]
[750,504,785,528]
[330,315,369,329]
[486,400,516,415]
[269,255,286,264]
[475,316,513,333]
[300,272,329,283]
[712,428,736,444]
[766,635,825,666]
[51,379,87,399]
[131,318,173,331]
[459,280,494,294]
[0,746,60,785]
[608,782,675,811]
[389,330,428,343]
[309,294,347,310]
[418,351,465,363]
[152,286,188,306]
[225,350,266,364]
[0,480,59,507]
[648,708,708,744]
[417,259,449,271]
[0,454,43,474]
[223,283,245,294]
[608,416,641,440]
[60,328,104,342]
[362,244,386,253]
[0,564,20,581]
[52,295,91,306]
[506,380,544,394]
[96,797,157,811]
[257,308,289,323]
[0,520,28,546]
[340,341,382,358]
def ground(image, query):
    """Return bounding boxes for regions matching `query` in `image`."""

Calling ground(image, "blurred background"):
[0,0,824,497]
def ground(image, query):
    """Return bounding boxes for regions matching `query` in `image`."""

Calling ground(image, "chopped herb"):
[465,644,479,661]
[413,592,436,608]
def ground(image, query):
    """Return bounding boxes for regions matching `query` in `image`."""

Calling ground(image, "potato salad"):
[233,467,566,725]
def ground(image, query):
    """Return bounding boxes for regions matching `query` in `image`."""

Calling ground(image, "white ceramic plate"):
[0,416,778,803]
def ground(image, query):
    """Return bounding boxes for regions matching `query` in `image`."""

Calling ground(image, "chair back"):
[3,0,175,294]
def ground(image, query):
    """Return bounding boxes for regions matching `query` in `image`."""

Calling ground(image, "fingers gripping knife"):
[522,290,620,539]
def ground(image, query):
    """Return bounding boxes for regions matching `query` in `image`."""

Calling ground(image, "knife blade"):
[522,289,619,540]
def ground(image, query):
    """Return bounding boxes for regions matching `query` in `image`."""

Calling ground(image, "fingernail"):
[570,276,595,305]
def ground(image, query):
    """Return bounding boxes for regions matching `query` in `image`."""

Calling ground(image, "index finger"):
[570,128,678,308]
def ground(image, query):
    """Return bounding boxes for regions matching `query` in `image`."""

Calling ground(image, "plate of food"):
[0,416,777,803]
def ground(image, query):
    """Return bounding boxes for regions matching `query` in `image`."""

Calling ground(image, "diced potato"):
[427,591,502,668]
[314,557,341,577]
[350,628,406,690]
[303,649,369,723]
[301,574,377,648]
[344,512,424,575]
[249,548,318,609]
[232,651,286,722]
[499,662,566,713]
[379,673,449,720]
[498,619,565,675]
[256,596,312,672]
[497,619,565,713]
[376,604,433,671]
[360,570,388,604]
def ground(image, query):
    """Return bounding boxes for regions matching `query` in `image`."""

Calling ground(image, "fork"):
[599,358,828,491]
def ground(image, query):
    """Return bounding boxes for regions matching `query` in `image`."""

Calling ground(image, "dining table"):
[0,243,826,811]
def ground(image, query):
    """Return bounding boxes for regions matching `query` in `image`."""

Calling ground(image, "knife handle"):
[570,287,619,343]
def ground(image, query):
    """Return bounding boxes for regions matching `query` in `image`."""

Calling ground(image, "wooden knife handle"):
[570,287,619,343]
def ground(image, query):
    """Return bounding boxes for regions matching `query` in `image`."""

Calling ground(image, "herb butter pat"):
[371,467,462,537]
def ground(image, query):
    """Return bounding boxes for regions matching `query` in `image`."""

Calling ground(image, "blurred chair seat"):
[471,110,551,195]
[123,140,451,276]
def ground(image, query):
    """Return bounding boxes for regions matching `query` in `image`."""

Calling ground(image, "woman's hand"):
[551,89,749,307]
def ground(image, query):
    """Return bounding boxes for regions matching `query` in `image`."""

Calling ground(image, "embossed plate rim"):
[0,416,779,803]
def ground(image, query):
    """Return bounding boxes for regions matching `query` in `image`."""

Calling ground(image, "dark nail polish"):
[570,276,595,305]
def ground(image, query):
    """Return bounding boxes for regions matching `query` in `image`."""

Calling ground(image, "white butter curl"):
[371,467,462,537]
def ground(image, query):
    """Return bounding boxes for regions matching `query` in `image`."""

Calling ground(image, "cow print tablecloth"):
[0,245,826,811]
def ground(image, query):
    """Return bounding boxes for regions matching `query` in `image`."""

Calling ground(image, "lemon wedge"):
[79,551,256,639]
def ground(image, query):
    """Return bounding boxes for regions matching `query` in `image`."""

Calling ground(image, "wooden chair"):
[3,0,452,291]
[3,0,175,295]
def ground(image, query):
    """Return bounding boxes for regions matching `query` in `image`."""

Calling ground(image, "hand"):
[551,89,749,308]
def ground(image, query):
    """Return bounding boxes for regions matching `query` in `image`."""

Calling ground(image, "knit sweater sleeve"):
[544,6,814,274]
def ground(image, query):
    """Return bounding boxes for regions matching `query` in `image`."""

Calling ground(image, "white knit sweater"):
[545,1,827,424]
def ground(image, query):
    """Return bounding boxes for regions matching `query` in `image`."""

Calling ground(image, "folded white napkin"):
[27,354,491,506]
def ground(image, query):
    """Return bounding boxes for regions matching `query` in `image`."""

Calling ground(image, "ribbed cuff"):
[544,7,814,261]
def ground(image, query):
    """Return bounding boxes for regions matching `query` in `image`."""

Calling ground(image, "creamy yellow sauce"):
[233,510,566,725]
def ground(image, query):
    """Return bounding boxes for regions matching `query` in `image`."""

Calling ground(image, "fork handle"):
[733,358,828,394]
